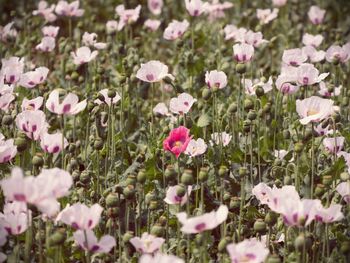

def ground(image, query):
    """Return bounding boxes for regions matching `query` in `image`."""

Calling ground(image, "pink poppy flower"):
[185,0,207,17]
[185,138,207,157]
[136,60,174,83]
[272,0,287,7]
[71,46,98,65]
[148,0,163,15]
[296,63,329,86]
[224,25,239,41]
[302,33,323,48]
[164,185,192,206]
[227,238,269,263]
[169,93,197,115]
[315,204,344,223]
[308,6,325,25]
[336,182,350,204]
[325,44,350,63]
[314,123,332,136]
[46,89,87,115]
[15,110,48,140]
[40,131,68,154]
[0,201,31,235]
[252,183,273,206]
[282,48,307,66]
[1,57,24,84]
[21,97,44,111]
[73,230,116,253]
[0,22,17,42]
[205,70,227,89]
[82,32,107,50]
[144,19,161,31]
[0,133,17,164]
[55,0,84,17]
[302,46,325,63]
[32,1,57,22]
[140,253,184,263]
[296,96,335,125]
[163,126,192,158]
[318,81,341,97]
[204,1,233,21]
[244,30,268,48]
[210,132,232,147]
[0,93,15,112]
[233,43,254,63]
[163,20,189,40]
[94,89,121,106]
[256,8,279,24]
[130,233,165,254]
[36,36,55,52]
[153,102,169,116]
[56,203,103,230]
[243,77,273,96]
[42,26,59,38]
[115,4,141,31]
[176,205,228,234]
[106,20,118,34]
[322,137,345,154]
[275,74,299,95]
[19,67,49,89]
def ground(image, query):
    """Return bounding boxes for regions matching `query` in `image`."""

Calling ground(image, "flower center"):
[307,108,319,116]
[174,141,183,147]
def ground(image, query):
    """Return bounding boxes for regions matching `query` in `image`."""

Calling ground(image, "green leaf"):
[197,113,211,127]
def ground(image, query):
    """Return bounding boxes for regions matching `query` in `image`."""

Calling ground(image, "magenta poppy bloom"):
[163,126,192,158]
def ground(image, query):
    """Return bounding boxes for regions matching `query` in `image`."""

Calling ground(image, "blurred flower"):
[40,131,68,154]
[130,233,165,254]
[144,19,161,31]
[315,204,344,223]
[0,201,31,235]
[164,185,192,206]
[169,93,197,115]
[301,46,325,63]
[19,67,49,89]
[0,22,17,42]
[322,137,345,154]
[148,0,163,15]
[204,0,233,21]
[1,56,24,84]
[233,43,254,63]
[73,230,116,253]
[46,89,87,115]
[244,30,268,48]
[139,253,184,263]
[243,77,273,95]
[205,70,227,89]
[185,138,207,157]
[36,36,56,52]
[106,20,118,34]
[336,181,350,204]
[94,89,121,106]
[274,150,289,160]
[0,133,17,163]
[0,93,15,112]
[176,205,228,234]
[136,60,174,83]
[21,97,44,111]
[185,0,207,17]
[227,238,269,263]
[296,63,328,86]
[272,0,287,7]
[15,110,48,140]
[56,203,103,230]
[115,4,141,30]
[153,102,169,116]
[314,123,332,136]
[282,48,307,66]
[318,82,341,97]
[256,8,278,24]
[210,132,232,147]
[275,68,299,95]
[302,33,323,48]
[164,20,189,40]
[308,5,325,25]
[163,126,192,158]
[32,1,57,22]
[42,26,59,37]
[325,44,350,63]
[252,183,273,205]
[71,46,98,65]
[55,0,84,17]
[296,96,335,125]
[82,32,107,50]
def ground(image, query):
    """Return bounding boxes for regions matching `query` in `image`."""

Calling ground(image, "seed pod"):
[253,219,266,233]
[107,89,116,98]
[150,225,164,237]
[239,167,248,178]
[49,228,66,246]
[244,99,254,111]
[123,185,135,200]
[322,175,332,186]
[199,167,209,182]
[181,169,194,185]
[255,86,265,97]
[106,193,119,207]
[122,232,133,243]
[176,184,187,197]
[202,88,211,100]
[247,110,257,120]
[294,142,304,153]
[218,237,231,252]
[2,115,13,125]
[165,165,177,181]
[235,63,246,74]
[294,234,312,251]
[218,165,228,178]
[265,211,278,226]
[32,154,44,167]
[15,137,28,152]
[137,169,147,183]
[228,102,238,114]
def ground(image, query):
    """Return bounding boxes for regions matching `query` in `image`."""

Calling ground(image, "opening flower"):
[136,60,174,83]
[73,230,116,253]
[46,89,87,115]
[205,70,227,90]
[163,20,189,40]
[227,238,269,263]
[169,93,197,115]
[164,185,192,206]
[129,233,165,254]
[163,126,192,158]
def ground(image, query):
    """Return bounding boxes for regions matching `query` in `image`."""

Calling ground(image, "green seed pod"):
[125,175,136,186]
[149,200,158,210]
[158,216,167,226]
[106,193,119,207]
[199,167,209,182]
[228,102,238,114]
[71,71,79,80]
[2,115,13,125]
[247,110,257,120]
[15,137,28,152]
[253,219,266,233]
[123,185,135,199]
[341,97,349,107]
[165,165,177,181]
[244,99,254,111]
[137,169,147,183]
[235,63,246,74]
[294,142,304,153]
[303,128,313,141]
[340,240,350,254]
[181,169,194,185]
[107,89,116,98]
[314,184,325,197]
[340,172,350,181]
[79,171,90,184]
[218,237,231,252]
[322,175,332,186]
[294,234,312,252]
[94,138,104,150]
[107,207,119,218]
[122,231,133,243]
[284,175,292,185]
[230,197,240,210]
[145,191,155,205]
[32,154,44,167]
[176,184,187,197]
[283,130,290,139]
[255,86,265,97]
[49,229,66,246]
[218,165,228,178]
[202,88,211,100]
[150,225,164,237]
[265,211,278,226]
[239,167,248,178]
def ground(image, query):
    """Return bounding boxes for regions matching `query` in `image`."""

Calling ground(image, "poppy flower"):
[163,20,189,40]
[21,97,44,111]
[233,43,254,63]
[136,60,174,83]
[115,4,141,31]
[73,230,116,253]
[205,70,227,90]
[94,89,121,106]
[1,57,24,84]
[148,0,163,15]
[32,1,57,22]
[130,233,165,254]
[314,204,344,223]
[55,0,84,17]
[185,138,207,157]
[46,89,87,115]
[227,238,269,263]
[325,44,350,64]
[282,48,307,66]
[322,137,345,154]
[302,33,323,48]
[36,36,55,52]
[139,253,184,263]
[42,26,60,37]
[71,46,98,65]
[19,67,49,89]
[308,6,325,25]
[169,93,197,115]
[15,110,48,140]
[256,8,278,24]
[185,0,206,17]
[0,133,17,163]
[82,32,107,50]
[164,185,192,206]
[0,201,31,235]
[301,46,325,63]
[296,63,328,86]
[336,181,350,204]
[163,126,192,158]
[144,19,161,31]
[210,132,232,147]
[153,102,169,116]
[40,131,68,154]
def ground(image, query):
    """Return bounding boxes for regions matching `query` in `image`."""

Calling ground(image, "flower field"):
[0,0,350,262]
